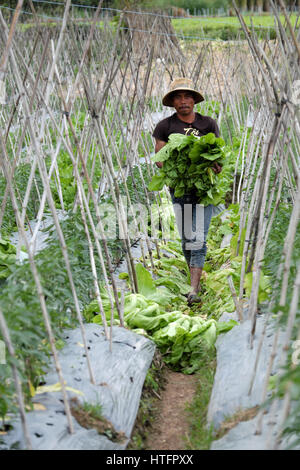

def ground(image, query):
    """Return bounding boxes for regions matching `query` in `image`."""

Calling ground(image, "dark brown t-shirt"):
[152,112,220,142]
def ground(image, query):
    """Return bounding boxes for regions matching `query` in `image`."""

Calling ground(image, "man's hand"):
[212,162,222,174]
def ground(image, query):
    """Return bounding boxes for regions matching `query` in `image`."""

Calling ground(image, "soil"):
[70,397,126,444]
[214,406,260,440]
[145,368,198,450]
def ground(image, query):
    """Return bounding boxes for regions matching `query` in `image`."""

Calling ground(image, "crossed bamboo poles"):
[0,0,299,449]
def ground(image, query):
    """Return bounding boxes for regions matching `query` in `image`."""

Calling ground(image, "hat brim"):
[162,87,204,107]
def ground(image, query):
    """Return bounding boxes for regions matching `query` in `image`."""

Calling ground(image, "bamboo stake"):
[0,0,24,81]
[255,186,300,435]
[227,275,243,322]
[0,11,97,386]
[277,0,300,61]
[35,89,116,340]
[0,132,74,435]
[61,30,138,296]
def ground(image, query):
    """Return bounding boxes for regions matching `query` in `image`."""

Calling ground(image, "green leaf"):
[216,137,225,147]
[199,152,222,161]
[174,186,185,197]
[168,133,195,150]
[154,276,191,294]
[118,272,129,280]
[152,145,170,162]
[202,133,216,145]
[135,263,156,297]
[244,271,271,303]
[148,174,165,191]
[216,319,238,334]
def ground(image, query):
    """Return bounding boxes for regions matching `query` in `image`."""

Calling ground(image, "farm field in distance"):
[172,13,298,38]
[19,13,298,40]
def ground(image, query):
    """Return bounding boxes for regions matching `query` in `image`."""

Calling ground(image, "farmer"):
[152,77,222,306]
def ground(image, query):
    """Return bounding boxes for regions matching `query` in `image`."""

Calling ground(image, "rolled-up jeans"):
[170,190,214,268]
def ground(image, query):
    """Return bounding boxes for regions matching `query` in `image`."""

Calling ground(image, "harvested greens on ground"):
[84,203,272,374]
[84,250,237,374]
[149,132,233,206]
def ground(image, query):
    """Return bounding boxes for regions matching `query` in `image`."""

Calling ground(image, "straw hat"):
[162,77,204,107]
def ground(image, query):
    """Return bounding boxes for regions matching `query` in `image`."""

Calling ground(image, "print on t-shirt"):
[184,127,200,136]
[152,113,220,142]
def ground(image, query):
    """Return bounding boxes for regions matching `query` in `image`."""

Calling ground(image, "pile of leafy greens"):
[149,132,232,206]
[84,203,272,374]
[84,261,237,374]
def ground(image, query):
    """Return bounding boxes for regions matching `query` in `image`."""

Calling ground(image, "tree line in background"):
[1,0,300,15]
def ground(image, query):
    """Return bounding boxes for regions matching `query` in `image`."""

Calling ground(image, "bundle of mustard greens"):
[149,132,232,206]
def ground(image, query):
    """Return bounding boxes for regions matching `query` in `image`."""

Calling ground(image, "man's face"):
[171,91,195,115]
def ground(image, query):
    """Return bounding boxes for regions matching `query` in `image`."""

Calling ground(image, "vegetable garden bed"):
[0,2,300,451]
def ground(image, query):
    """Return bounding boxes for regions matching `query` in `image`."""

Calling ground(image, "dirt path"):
[145,369,198,450]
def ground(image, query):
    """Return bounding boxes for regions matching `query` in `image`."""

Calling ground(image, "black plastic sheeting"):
[0,324,155,450]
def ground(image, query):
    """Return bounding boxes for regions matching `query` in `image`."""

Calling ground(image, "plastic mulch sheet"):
[0,324,155,450]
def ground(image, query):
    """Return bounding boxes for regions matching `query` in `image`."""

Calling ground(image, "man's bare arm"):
[154,138,167,168]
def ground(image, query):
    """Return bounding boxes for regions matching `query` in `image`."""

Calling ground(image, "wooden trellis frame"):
[0,0,299,450]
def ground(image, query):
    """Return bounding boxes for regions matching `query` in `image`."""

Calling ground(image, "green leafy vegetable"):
[149,133,235,206]
[0,240,17,279]
[84,261,237,373]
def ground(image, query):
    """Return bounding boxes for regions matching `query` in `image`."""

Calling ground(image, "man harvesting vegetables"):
[150,77,224,306]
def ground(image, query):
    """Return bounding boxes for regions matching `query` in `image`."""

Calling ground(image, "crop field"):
[14,9,299,40]
[0,0,300,452]
[172,13,298,38]
[173,13,298,28]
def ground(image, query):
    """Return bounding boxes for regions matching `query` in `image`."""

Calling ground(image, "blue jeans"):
[170,190,214,268]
